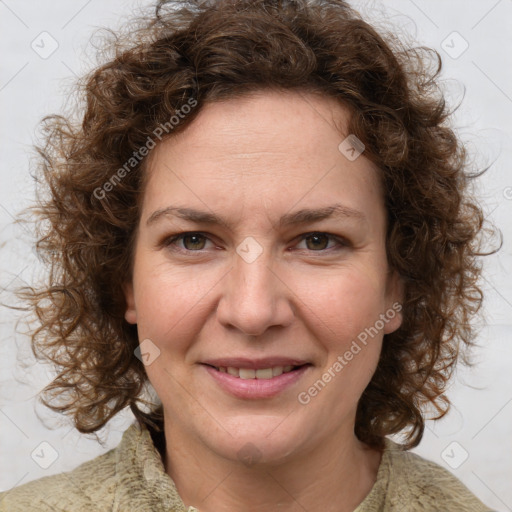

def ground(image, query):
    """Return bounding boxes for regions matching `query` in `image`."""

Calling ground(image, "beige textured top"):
[0,423,493,511]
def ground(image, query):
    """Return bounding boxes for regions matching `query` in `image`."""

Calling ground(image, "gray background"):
[0,0,511,509]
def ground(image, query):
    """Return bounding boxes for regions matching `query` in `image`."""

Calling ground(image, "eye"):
[162,231,348,254]
[164,232,214,252]
[295,232,347,252]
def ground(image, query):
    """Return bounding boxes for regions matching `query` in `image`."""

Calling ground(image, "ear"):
[123,282,137,324]
[383,269,404,335]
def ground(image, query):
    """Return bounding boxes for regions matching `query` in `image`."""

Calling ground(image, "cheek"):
[294,265,387,395]
[132,264,210,348]
[294,265,388,347]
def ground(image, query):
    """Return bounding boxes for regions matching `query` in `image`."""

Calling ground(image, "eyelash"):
[162,231,349,255]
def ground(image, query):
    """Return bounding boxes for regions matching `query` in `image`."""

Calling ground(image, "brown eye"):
[295,232,347,253]
[164,232,213,252]
[181,233,207,250]
[305,233,330,250]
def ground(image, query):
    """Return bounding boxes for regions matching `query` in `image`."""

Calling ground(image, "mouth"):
[200,362,312,399]
[203,364,310,380]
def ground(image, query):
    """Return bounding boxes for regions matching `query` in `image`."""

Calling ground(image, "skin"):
[124,89,403,512]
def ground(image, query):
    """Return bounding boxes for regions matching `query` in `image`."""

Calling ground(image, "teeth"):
[255,368,273,379]
[216,365,299,379]
[239,368,256,379]
[272,366,284,377]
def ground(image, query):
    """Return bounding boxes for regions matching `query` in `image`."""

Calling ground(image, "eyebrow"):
[146,203,366,229]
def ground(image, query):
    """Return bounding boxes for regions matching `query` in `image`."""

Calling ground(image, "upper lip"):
[201,357,311,369]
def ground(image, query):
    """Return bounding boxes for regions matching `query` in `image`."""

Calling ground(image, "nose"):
[216,251,295,337]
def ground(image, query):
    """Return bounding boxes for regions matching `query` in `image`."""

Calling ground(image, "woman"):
[0,0,496,510]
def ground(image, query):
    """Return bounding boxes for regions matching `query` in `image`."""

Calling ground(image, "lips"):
[200,358,312,399]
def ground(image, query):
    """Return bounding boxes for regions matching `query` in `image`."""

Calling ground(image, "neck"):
[163,420,382,512]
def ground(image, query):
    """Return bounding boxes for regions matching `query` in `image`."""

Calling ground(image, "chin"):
[203,418,308,467]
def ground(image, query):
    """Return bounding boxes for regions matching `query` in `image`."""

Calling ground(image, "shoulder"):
[361,438,494,512]
[0,443,118,511]
[0,423,150,512]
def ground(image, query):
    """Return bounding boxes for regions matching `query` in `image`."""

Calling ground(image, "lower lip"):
[202,364,311,399]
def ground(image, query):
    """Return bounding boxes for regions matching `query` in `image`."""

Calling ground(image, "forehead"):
[150,90,353,166]
[141,90,384,229]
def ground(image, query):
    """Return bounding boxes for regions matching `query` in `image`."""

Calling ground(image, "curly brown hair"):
[20,0,495,450]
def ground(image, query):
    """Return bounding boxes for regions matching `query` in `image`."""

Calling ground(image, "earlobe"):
[123,282,137,324]
[383,300,403,335]
[384,270,404,335]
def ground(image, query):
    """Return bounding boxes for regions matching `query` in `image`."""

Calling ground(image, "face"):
[124,90,402,466]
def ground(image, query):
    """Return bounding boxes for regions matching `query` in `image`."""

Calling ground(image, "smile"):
[202,364,311,399]
[210,365,300,379]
